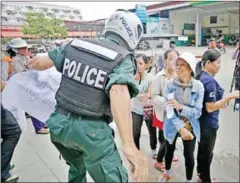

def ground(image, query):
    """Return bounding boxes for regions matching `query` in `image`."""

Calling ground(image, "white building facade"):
[1,2,82,26]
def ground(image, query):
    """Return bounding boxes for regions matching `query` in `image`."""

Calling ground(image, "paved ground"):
[11,46,239,182]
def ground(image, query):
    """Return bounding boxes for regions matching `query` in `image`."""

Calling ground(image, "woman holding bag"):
[131,54,156,156]
[159,52,205,182]
[152,49,179,171]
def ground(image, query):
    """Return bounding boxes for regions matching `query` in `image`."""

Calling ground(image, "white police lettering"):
[63,58,70,74]
[73,63,82,81]
[81,65,89,83]
[86,68,98,85]
[63,58,108,89]
[120,17,133,37]
[95,70,108,88]
[68,61,77,78]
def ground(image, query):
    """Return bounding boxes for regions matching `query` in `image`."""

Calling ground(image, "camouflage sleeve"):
[105,55,139,98]
[48,46,66,73]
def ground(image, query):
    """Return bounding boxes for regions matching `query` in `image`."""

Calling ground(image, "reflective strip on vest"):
[71,39,118,60]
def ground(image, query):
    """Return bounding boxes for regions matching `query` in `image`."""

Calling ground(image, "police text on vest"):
[63,58,108,90]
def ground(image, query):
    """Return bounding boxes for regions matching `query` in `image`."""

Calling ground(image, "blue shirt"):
[198,71,224,129]
[163,78,204,144]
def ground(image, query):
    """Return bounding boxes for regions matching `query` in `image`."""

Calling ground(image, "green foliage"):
[21,12,68,39]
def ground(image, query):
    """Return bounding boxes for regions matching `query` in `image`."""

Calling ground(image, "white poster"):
[2,67,62,123]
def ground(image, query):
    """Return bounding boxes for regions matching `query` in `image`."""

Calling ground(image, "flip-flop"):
[154,162,165,172]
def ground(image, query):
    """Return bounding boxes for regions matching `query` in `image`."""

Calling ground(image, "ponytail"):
[195,49,221,80]
[195,60,203,80]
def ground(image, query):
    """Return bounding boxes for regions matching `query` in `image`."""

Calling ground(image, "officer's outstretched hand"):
[27,55,54,71]
[123,146,148,182]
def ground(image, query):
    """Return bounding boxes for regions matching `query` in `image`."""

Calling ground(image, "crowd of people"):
[1,9,240,183]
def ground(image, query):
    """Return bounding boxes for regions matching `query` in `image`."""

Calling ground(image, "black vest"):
[55,38,133,120]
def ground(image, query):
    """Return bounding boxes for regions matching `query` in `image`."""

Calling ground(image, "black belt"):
[55,107,106,121]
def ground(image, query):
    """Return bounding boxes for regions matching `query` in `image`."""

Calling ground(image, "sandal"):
[158,172,171,182]
[172,156,178,162]
[154,162,165,172]
[36,128,49,134]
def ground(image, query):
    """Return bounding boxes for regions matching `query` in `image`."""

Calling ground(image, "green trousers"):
[46,112,128,183]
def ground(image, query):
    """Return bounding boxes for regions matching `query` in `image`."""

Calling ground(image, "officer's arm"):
[27,55,54,71]
[110,85,135,147]
[27,46,65,72]
[107,55,139,148]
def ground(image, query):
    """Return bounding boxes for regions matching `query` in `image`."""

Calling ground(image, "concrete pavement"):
[11,46,239,182]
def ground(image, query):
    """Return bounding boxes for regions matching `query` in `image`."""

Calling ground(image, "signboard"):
[135,4,148,23]
[147,17,171,34]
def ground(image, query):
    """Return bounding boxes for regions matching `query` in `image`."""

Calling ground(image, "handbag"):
[152,111,164,130]
[143,100,153,121]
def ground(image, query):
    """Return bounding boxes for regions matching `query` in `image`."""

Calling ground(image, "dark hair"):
[163,49,179,60]
[162,49,179,69]
[195,49,221,79]
[6,48,17,58]
[136,54,148,64]
[135,53,149,84]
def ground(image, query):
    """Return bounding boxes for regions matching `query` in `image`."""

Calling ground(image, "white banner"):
[2,67,62,123]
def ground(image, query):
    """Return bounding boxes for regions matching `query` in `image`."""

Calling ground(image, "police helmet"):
[102,9,143,50]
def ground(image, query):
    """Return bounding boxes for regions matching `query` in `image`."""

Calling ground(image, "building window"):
[184,23,195,30]
[73,10,80,14]
[210,16,217,24]
[52,8,60,13]
[63,9,71,13]
[160,10,169,18]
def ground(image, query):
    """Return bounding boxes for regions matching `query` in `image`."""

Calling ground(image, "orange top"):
[2,55,13,77]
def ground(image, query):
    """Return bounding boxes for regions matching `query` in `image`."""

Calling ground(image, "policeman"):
[27,10,148,182]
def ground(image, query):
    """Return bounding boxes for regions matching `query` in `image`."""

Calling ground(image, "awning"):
[68,31,97,37]
[1,31,97,38]
[170,1,239,16]
[147,2,190,15]
[1,31,36,38]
